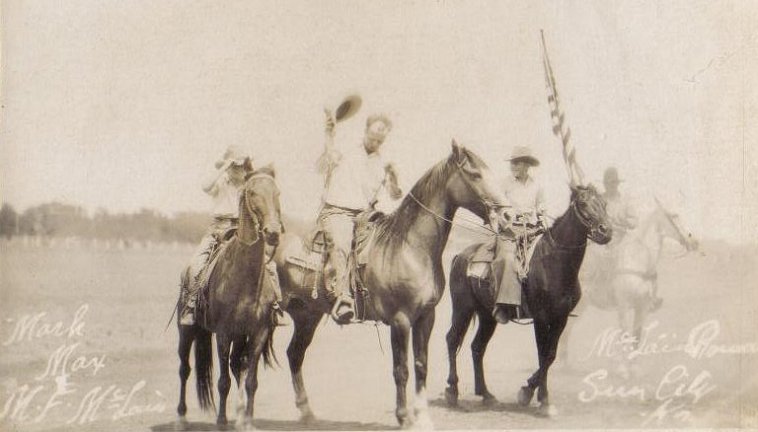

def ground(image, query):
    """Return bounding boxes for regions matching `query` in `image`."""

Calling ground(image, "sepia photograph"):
[1,1,757,431]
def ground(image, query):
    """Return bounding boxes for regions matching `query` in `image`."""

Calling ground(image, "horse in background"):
[562,198,700,376]
[445,184,612,417]
[273,142,508,428]
[175,168,283,430]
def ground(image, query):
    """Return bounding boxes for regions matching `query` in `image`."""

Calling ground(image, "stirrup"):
[271,305,290,327]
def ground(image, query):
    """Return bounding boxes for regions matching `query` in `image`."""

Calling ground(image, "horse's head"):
[570,184,612,245]
[238,165,282,247]
[653,198,699,252]
[444,141,510,225]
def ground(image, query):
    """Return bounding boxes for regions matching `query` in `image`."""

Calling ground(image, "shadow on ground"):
[152,417,393,431]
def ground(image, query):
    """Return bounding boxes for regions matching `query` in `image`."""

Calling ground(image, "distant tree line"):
[0,202,210,243]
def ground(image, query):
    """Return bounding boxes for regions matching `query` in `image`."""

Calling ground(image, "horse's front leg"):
[391,314,411,428]
[239,326,271,430]
[286,309,320,423]
[216,333,233,426]
[518,318,549,408]
[230,337,248,421]
[412,309,435,429]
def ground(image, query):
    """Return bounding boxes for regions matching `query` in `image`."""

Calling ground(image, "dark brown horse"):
[445,184,612,417]
[273,142,508,428]
[175,168,283,430]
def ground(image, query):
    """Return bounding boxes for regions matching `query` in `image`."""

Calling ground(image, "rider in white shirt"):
[318,112,402,323]
[492,146,546,324]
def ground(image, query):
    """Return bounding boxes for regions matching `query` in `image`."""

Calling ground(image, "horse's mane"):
[374,147,487,250]
[373,154,454,249]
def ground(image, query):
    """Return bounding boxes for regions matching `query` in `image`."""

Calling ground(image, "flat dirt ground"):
[1,233,757,431]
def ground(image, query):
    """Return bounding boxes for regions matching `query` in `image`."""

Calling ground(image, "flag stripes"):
[540,30,584,186]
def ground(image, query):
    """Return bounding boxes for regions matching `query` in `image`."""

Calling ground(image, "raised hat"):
[334,94,362,123]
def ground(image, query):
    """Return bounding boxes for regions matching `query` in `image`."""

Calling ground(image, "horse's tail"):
[195,328,215,411]
[449,250,470,301]
[261,321,279,369]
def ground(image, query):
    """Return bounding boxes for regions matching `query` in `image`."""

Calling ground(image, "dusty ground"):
[1,235,757,431]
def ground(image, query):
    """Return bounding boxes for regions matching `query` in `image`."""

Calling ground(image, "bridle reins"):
[405,156,503,237]
[241,173,282,319]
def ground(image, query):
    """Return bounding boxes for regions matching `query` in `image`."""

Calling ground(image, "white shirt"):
[324,144,387,211]
[206,172,242,218]
[503,175,545,222]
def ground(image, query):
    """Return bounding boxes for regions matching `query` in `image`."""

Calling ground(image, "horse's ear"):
[568,182,579,199]
[256,163,276,178]
[451,139,465,163]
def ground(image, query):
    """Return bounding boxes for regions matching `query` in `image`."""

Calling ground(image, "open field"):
[1,234,757,431]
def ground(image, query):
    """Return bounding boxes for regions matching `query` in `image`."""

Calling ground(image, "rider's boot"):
[324,251,355,324]
[264,260,290,326]
[180,299,196,326]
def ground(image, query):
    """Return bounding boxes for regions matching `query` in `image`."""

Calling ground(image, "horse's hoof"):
[517,386,534,407]
[538,403,558,418]
[236,419,256,431]
[444,387,459,407]
[299,411,317,424]
[399,417,413,430]
[482,392,498,407]
[173,416,188,431]
[412,413,434,430]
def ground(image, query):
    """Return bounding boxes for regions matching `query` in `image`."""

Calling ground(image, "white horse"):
[562,199,700,373]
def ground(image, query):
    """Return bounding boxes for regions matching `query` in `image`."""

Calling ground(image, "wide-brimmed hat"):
[603,167,623,184]
[334,94,362,123]
[215,145,252,170]
[506,146,540,166]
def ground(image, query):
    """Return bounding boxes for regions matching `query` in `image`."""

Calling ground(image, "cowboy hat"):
[603,167,623,184]
[333,94,362,123]
[215,145,252,170]
[506,146,540,166]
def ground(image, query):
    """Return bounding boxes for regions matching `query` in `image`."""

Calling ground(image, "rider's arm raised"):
[316,110,343,176]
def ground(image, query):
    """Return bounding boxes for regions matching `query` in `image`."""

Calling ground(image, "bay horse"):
[444,184,612,416]
[273,142,508,428]
[175,167,283,430]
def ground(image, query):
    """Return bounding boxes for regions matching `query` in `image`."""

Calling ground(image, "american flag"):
[541,30,584,187]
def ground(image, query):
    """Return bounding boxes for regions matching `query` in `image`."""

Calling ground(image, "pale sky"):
[2,1,757,243]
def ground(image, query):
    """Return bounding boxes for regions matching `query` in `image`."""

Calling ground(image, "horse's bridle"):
[571,192,610,243]
[242,173,279,263]
[544,193,607,250]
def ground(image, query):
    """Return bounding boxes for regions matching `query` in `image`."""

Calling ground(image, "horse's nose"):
[263,226,280,246]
